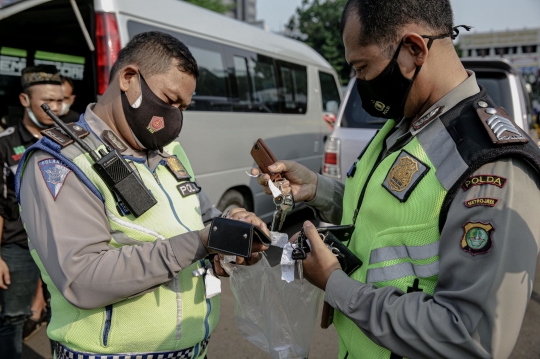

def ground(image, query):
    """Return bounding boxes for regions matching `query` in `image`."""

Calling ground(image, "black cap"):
[21,65,62,89]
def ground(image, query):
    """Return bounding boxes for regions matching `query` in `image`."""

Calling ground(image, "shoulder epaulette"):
[475,105,528,145]
[0,127,16,139]
[41,123,90,148]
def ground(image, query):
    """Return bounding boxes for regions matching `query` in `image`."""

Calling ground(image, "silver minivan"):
[323,58,536,183]
[1,0,342,221]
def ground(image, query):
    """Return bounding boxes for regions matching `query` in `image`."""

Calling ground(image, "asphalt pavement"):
[23,208,540,359]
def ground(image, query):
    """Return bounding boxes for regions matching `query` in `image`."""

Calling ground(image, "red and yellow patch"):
[461,175,506,191]
[464,197,499,208]
[147,116,165,133]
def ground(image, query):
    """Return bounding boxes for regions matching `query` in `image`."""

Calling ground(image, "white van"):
[0,0,342,220]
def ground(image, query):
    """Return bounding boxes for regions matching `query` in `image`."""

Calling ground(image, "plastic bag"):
[227,254,322,359]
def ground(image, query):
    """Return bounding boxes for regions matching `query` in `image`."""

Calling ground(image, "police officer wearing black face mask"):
[254,1,540,358]
[15,32,269,358]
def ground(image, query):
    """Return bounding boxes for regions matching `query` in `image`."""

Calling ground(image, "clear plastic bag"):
[226,255,322,359]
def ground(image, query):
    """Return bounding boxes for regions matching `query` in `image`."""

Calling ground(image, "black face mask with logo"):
[121,72,183,151]
[355,26,471,120]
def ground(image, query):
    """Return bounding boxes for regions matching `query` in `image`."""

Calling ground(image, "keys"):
[297,259,304,285]
[271,206,283,232]
[277,194,294,231]
[270,180,294,232]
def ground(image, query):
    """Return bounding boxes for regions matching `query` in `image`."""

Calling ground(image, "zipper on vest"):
[103,304,113,346]
[351,149,386,225]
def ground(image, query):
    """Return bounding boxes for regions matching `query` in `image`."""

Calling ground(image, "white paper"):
[204,267,222,298]
[280,243,296,283]
[223,255,237,263]
[270,232,289,248]
[268,180,282,198]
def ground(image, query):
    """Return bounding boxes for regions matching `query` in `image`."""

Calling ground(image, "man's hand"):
[301,221,341,290]
[0,257,10,289]
[209,208,268,277]
[199,208,269,256]
[251,160,318,203]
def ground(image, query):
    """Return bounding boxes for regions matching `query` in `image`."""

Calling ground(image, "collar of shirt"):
[384,70,480,157]
[18,120,39,145]
[413,70,480,128]
[83,104,173,170]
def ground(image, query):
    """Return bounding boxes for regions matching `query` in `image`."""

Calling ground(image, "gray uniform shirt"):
[308,74,540,358]
[19,105,221,310]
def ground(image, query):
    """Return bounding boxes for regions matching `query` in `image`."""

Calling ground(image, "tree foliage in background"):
[286,0,350,84]
[183,0,234,14]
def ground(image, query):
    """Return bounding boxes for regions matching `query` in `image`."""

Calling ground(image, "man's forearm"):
[306,174,344,224]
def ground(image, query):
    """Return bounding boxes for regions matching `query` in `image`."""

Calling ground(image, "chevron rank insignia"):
[38,158,72,200]
[477,107,528,145]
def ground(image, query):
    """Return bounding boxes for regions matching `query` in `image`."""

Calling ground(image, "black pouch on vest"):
[207,217,271,258]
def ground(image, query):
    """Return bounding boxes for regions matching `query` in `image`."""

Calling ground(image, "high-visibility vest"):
[337,120,443,359]
[17,117,218,356]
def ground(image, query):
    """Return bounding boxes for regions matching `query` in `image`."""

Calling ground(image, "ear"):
[402,33,429,67]
[19,92,30,107]
[118,65,140,92]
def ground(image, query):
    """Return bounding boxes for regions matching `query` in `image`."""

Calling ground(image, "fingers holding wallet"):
[301,221,341,290]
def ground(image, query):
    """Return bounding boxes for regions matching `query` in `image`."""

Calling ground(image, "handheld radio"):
[41,104,157,217]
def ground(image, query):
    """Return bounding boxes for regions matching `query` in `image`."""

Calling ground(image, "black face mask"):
[121,72,183,151]
[356,26,471,119]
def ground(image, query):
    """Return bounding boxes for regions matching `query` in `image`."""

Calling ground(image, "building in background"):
[223,0,258,24]
[459,28,540,87]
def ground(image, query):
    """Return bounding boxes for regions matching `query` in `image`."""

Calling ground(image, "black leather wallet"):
[299,225,362,276]
[207,217,271,258]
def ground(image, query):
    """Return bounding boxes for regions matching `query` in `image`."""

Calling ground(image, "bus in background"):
[0,0,342,220]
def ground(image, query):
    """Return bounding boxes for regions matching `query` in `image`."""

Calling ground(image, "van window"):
[188,46,229,110]
[234,56,251,105]
[249,56,279,113]
[127,20,308,114]
[341,86,386,129]
[277,61,307,114]
[319,71,341,113]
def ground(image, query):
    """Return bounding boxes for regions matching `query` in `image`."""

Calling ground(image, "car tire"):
[217,189,246,214]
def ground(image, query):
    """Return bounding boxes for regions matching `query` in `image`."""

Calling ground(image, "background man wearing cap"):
[0,65,63,359]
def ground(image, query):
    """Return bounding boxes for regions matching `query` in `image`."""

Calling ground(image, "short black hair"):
[109,31,199,82]
[61,75,75,94]
[340,0,454,47]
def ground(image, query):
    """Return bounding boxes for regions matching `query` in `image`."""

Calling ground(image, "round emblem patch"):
[461,222,494,256]
[388,156,419,192]
[147,116,165,133]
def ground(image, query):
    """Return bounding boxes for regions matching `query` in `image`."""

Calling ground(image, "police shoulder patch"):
[38,158,72,200]
[461,174,506,191]
[382,150,429,202]
[461,221,494,256]
[476,107,528,145]
[464,197,498,208]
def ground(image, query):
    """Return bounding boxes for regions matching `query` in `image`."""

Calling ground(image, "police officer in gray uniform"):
[255,1,540,358]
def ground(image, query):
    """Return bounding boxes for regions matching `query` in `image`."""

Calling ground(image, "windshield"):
[340,84,386,128]
[474,72,514,117]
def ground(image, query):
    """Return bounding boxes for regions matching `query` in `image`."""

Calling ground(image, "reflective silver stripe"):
[416,118,469,191]
[366,261,440,283]
[369,241,440,264]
